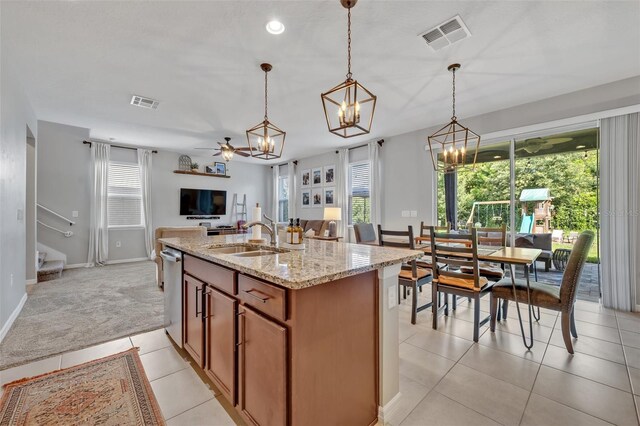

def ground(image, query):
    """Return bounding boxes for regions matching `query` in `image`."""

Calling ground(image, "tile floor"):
[1,292,639,425]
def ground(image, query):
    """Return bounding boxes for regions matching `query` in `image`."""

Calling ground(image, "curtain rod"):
[335,139,384,154]
[270,160,298,169]
[83,140,158,154]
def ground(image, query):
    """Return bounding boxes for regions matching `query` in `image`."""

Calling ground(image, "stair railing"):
[37,220,74,237]
[37,204,75,226]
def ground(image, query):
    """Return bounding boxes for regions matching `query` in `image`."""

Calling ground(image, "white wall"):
[293,151,337,221]
[26,136,36,282]
[0,54,38,334]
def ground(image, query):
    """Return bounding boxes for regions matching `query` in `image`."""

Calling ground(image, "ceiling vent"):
[419,15,471,51]
[130,95,159,109]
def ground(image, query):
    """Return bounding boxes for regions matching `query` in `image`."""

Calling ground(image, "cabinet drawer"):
[184,254,236,295]
[238,275,286,322]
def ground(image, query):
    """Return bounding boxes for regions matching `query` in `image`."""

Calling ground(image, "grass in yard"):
[553,241,599,264]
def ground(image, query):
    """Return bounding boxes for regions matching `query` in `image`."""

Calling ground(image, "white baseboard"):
[378,392,402,424]
[64,263,90,269]
[0,293,28,344]
[105,257,150,265]
[26,278,37,285]
[635,304,640,313]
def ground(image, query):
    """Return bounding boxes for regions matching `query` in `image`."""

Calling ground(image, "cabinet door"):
[183,274,205,367]
[238,305,287,426]
[204,286,237,404]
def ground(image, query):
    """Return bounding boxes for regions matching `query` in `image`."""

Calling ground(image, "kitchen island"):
[160,234,420,426]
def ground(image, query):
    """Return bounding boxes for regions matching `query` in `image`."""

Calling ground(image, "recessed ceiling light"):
[576,145,586,149]
[266,20,285,35]
[493,155,502,159]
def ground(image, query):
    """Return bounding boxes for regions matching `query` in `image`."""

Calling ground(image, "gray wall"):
[0,55,38,333]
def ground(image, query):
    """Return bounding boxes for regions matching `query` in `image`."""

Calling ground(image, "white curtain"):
[272,165,279,221]
[138,148,154,259]
[368,141,382,228]
[600,113,640,311]
[335,149,350,240]
[288,161,297,221]
[87,142,110,266]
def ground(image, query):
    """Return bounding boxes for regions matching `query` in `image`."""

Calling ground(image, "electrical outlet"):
[17,209,24,221]
[410,210,418,218]
[388,285,397,309]
[72,211,79,218]
[116,241,122,248]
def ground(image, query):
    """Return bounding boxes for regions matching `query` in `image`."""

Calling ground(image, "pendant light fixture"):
[427,63,480,173]
[321,0,376,138]
[246,63,285,160]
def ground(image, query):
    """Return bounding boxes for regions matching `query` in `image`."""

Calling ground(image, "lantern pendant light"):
[427,63,480,173]
[246,63,285,160]
[321,0,377,138]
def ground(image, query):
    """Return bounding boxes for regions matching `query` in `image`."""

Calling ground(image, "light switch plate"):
[388,286,397,309]
[72,210,79,218]
[410,210,418,217]
[401,210,410,218]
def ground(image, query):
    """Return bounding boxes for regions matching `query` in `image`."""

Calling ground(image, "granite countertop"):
[160,234,421,289]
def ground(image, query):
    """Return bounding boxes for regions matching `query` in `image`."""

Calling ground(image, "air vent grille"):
[130,95,159,109]
[419,15,471,51]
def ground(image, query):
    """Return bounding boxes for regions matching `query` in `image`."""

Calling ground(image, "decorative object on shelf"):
[173,170,230,178]
[178,155,193,171]
[196,137,254,162]
[321,0,376,138]
[324,187,336,206]
[214,162,226,175]
[312,188,323,207]
[205,165,216,174]
[324,207,342,237]
[301,169,311,188]
[312,167,323,187]
[324,165,336,185]
[301,190,311,208]
[427,63,480,173]
[246,63,285,160]
[191,162,199,171]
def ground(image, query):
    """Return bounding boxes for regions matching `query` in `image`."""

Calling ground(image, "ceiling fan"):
[195,137,254,161]
[516,137,573,154]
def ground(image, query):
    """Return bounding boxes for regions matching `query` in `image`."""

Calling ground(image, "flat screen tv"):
[180,188,227,215]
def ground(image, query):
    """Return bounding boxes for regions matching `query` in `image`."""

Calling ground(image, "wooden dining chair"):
[429,226,494,342]
[378,225,433,324]
[460,224,507,281]
[490,230,594,353]
[354,223,378,245]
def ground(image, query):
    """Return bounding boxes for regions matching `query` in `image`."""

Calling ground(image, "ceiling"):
[2,1,639,163]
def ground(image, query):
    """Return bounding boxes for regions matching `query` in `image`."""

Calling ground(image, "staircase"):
[37,251,64,282]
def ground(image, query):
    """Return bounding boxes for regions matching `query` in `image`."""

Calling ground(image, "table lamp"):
[323,207,342,237]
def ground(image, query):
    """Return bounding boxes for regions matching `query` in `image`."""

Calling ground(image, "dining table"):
[414,239,542,349]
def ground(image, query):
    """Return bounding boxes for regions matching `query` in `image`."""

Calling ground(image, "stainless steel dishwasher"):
[160,247,183,347]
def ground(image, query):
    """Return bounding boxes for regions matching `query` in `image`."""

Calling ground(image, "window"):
[278,175,289,223]
[349,161,371,225]
[108,162,143,227]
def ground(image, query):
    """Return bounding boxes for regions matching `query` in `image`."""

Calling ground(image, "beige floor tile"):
[629,367,640,396]
[435,364,529,425]
[533,365,638,425]
[495,317,554,343]
[431,313,489,342]
[542,344,631,392]
[521,393,613,426]
[548,328,626,364]
[554,320,621,344]
[130,328,173,355]
[400,391,500,426]
[140,346,189,382]
[479,329,545,363]
[574,310,619,328]
[405,328,473,361]
[399,342,455,390]
[0,356,61,387]
[398,320,421,343]
[502,302,558,327]
[575,301,615,316]
[60,337,133,368]
[384,375,430,426]
[624,345,640,370]
[616,310,640,321]
[460,344,540,390]
[617,317,640,333]
[620,329,640,349]
[150,368,217,420]
[166,399,235,426]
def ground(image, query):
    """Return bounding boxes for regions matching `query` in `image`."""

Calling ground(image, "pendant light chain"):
[264,69,268,120]
[451,67,456,120]
[346,6,352,80]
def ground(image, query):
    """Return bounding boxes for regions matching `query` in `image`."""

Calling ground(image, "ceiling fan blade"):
[195,147,217,150]
[212,151,222,156]
[236,151,251,157]
[235,147,255,151]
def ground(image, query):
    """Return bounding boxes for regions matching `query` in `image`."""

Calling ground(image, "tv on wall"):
[180,188,227,215]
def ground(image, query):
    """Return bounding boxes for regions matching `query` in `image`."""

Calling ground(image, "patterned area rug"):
[0,349,165,425]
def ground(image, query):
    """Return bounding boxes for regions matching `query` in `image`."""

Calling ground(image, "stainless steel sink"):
[233,250,282,258]
[207,245,263,254]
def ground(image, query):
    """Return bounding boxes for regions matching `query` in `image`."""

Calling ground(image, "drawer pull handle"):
[242,289,269,303]
[203,291,214,319]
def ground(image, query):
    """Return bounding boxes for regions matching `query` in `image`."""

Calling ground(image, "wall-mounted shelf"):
[173,170,230,179]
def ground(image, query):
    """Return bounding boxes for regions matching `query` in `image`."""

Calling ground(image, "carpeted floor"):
[0,261,163,370]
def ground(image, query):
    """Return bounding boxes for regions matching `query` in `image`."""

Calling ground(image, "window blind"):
[349,162,371,224]
[278,175,289,222]
[108,162,143,227]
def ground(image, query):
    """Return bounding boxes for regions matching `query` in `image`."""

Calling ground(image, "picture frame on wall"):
[324,165,335,185]
[312,167,322,187]
[301,169,311,188]
[324,187,335,206]
[205,165,216,174]
[312,188,323,207]
[301,190,311,208]
[214,162,226,175]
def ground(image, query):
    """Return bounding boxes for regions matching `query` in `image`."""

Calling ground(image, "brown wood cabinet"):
[204,286,237,405]
[238,305,287,426]
[183,274,205,367]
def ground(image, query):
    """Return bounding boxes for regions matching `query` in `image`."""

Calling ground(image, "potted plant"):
[191,162,199,172]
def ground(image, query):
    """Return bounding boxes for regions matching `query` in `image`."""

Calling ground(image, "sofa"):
[154,226,207,288]
[514,233,553,271]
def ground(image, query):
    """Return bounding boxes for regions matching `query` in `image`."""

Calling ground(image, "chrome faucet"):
[242,214,278,247]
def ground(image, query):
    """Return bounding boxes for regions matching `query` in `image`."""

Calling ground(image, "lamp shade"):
[323,207,342,221]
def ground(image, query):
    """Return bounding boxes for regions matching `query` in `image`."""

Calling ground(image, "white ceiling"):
[2,0,639,162]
